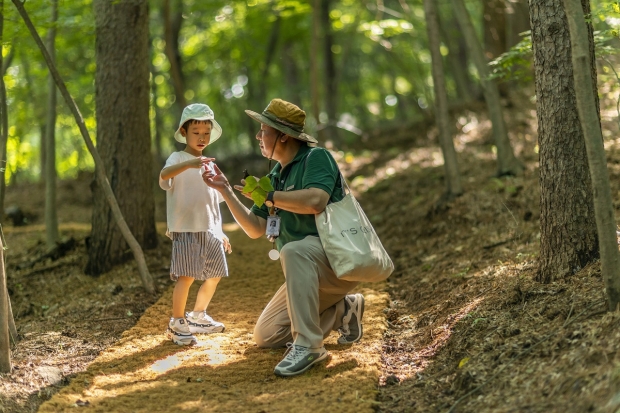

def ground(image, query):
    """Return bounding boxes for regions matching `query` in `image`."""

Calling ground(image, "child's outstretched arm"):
[160,156,215,181]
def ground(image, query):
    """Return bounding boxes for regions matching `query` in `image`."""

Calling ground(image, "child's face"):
[182,121,212,156]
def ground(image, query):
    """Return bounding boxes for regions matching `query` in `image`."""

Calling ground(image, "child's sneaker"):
[166,318,197,346]
[186,311,225,334]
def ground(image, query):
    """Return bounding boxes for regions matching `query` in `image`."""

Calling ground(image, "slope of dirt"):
[352,97,620,412]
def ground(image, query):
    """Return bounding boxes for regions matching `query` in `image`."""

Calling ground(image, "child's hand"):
[191,156,215,169]
[222,235,232,254]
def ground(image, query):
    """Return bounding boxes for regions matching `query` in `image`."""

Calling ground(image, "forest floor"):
[2,90,620,412]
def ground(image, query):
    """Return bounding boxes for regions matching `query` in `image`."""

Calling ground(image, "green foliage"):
[243,175,274,207]
[488,32,533,83]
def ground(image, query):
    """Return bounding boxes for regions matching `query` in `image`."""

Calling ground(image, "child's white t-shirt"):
[159,151,225,240]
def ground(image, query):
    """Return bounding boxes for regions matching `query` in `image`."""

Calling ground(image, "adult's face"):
[256,124,281,159]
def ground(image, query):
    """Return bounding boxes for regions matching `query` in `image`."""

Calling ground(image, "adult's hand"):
[233,177,261,201]
[202,163,232,193]
[202,163,267,239]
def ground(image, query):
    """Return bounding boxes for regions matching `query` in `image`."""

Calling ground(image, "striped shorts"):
[170,232,229,281]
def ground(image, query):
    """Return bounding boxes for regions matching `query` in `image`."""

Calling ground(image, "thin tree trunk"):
[530,0,599,283]
[256,15,281,107]
[44,0,59,250]
[0,0,10,373]
[149,42,164,169]
[310,0,322,140]
[451,0,523,176]
[438,14,475,102]
[0,0,7,224]
[483,0,507,60]
[563,0,620,310]
[0,235,11,373]
[506,0,531,49]
[424,0,462,200]
[12,0,155,294]
[283,41,302,105]
[163,0,185,113]
[321,0,338,143]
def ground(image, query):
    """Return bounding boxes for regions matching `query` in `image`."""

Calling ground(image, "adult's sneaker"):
[273,343,329,377]
[337,293,365,344]
[166,318,197,346]
[186,311,225,334]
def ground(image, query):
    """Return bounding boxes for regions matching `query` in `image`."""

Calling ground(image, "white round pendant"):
[268,249,280,260]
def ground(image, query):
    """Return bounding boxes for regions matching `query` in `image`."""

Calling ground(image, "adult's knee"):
[253,324,290,348]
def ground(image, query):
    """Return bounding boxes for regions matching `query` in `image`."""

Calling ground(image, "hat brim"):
[174,118,223,144]
[245,110,317,144]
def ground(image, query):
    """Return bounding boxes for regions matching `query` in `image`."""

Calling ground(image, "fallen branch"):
[12,0,154,294]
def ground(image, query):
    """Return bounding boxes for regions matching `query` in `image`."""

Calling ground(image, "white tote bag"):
[315,176,394,282]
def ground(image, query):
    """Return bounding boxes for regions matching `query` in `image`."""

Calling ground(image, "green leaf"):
[258,176,275,192]
[251,188,268,207]
[243,176,258,193]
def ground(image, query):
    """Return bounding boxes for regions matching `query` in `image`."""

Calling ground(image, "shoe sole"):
[188,325,226,334]
[166,329,196,346]
[274,351,330,377]
[337,294,365,345]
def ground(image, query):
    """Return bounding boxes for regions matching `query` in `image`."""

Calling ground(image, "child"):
[159,103,232,346]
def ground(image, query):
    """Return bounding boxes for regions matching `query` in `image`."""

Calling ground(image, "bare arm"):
[256,188,330,214]
[203,164,266,239]
[160,156,214,181]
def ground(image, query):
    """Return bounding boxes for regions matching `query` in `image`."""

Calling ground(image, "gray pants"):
[253,236,359,349]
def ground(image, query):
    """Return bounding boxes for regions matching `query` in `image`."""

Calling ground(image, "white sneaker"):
[166,318,197,346]
[186,311,225,334]
[273,343,329,377]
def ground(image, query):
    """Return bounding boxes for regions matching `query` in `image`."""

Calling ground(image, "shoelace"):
[283,343,309,364]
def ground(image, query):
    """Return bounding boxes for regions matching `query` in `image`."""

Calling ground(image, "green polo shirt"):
[250,144,344,251]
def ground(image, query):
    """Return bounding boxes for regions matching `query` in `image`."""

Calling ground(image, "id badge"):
[266,216,281,238]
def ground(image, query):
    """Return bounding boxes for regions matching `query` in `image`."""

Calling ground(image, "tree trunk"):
[321,0,339,143]
[451,0,523,176]
[12,0,155,293]
[424,0,462,199]
[310,0,322,140]
[44,0,59,250]
[0,236,11,373]
[149,43,164,170]
[483,0,507,60]
[163,0,185,115]
[256,15,281,108]
[283,41,302,105]
[0,0,10,373]
[0,0,7,224]
[438,13,475,103]
[563,0,620,309]
[86,0,157,276]
[530,0,599,283]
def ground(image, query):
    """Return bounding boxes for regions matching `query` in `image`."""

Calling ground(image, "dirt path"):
[37,225,388,413]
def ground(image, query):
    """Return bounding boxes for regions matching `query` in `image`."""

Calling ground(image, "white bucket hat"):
[174,103,223,144]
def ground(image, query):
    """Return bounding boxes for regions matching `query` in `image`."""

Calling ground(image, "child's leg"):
[172,276,194,318]
[193,277,221,312]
